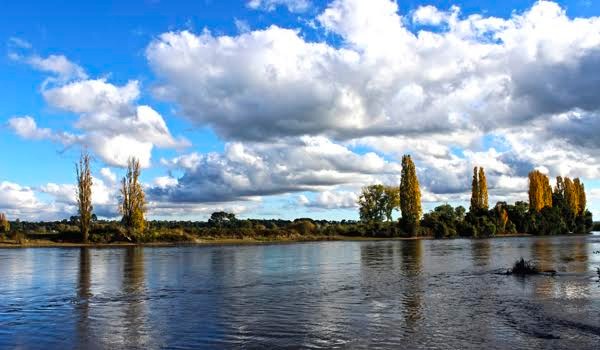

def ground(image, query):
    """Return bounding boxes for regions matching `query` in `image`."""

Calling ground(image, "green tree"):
[208,212,237,228]
[358,185,386,223]
[383,186,400,222]
[400,155,422,234]
[120,158,146,238]
[470,167,479,212]
[75,152,93,243]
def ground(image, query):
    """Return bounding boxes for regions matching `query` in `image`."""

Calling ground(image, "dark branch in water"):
[507,258,540,275]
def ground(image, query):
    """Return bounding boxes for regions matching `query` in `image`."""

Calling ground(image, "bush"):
[289,220,317,235]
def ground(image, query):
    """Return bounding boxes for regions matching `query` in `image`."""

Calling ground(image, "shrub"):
[289,220,316,235]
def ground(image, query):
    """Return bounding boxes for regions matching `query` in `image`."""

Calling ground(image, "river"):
[1,234,599,349]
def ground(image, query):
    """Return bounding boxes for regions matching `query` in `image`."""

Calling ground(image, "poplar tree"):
[564,177,578,216]
[76,152,93,243]
[470,167,479,212]
[120,158,146,237]
[470,167,489,212]
[528,170,552,212]
[478,167,489,210]
[574,178,586,215]
[400,155,422,233]
[0,213,10,233]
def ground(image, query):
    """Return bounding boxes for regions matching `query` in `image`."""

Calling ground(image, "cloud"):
[8,116,54,140]
[100,167,117,184]
[10,52,87,82]
[246,0,311,13]
[11,76,189,168]
[412,5,457,26]
[300,190,359,209]
[147,1,600,146]
[8,37,32,49]
[143,0,600,213]
[153,136,400,203]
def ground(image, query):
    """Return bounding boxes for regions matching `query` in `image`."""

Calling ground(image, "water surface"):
[1,235,599,349]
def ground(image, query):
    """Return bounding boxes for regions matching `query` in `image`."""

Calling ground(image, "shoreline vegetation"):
[0,232,571,249]
[0,153,595,248]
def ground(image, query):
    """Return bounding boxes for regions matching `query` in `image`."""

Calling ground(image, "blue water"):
[1,234,599,349]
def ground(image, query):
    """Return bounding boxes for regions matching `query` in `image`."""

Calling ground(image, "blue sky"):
[1,0,600,221]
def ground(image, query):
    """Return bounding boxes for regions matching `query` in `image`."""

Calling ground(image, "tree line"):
[0,153,595,243]
[358,155,594,237]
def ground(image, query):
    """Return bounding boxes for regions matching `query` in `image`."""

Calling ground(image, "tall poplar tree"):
[470,167,488,212]
[470,167,479,212]
[564,177,578,216]
[120,157,147,237]
[478,167,489,210]
[400,155,422,234]
[0,213,9,233]
[528,170,552,212]
[76,152,93,243]
[574,178,586,215]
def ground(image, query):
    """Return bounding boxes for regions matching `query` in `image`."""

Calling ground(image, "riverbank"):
[0,233,545,248]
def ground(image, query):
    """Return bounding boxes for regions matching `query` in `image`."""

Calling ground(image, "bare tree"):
[76,152,93,243]
[120,157,146,238]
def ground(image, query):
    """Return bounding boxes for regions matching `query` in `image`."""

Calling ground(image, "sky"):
[1,0,600,222]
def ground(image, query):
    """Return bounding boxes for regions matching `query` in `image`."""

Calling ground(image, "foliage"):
[528,170,552,212]
[0,213,10,233]
[208,212,238,228]
[470,167,489,212]
[358,185,386,223]
[383,186,400,222]
[120,158,147,239]
[421,204,460,238]
[400,155,422,234]
[75,151,93,243]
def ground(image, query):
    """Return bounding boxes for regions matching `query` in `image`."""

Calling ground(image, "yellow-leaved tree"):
[400,155,422,234]
[528,170,552,212]
[120,158,146,238]
[478,167,489,210]
[574,178,586,216]
[0,213,10,233]
[470,167,489,212]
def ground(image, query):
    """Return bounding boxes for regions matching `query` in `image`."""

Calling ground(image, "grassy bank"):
[0,232,551,249]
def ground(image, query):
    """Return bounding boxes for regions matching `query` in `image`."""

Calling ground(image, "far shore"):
[0,232,559,249]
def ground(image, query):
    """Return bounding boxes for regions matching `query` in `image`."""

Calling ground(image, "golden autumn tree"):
[0,213,10,233]
[120,157,146,238]
[528,170,552,212]
[478,167,489,210]
[400,155,422,234]
[75,151,93,243]
[470,166,489,212]
[574,178,586,216]
[563,177,579,216]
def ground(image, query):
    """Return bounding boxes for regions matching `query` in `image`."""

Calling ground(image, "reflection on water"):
[400,240,423,329]
[122,247,150,348]
[76,248,91,347]
[0,235,599,349]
